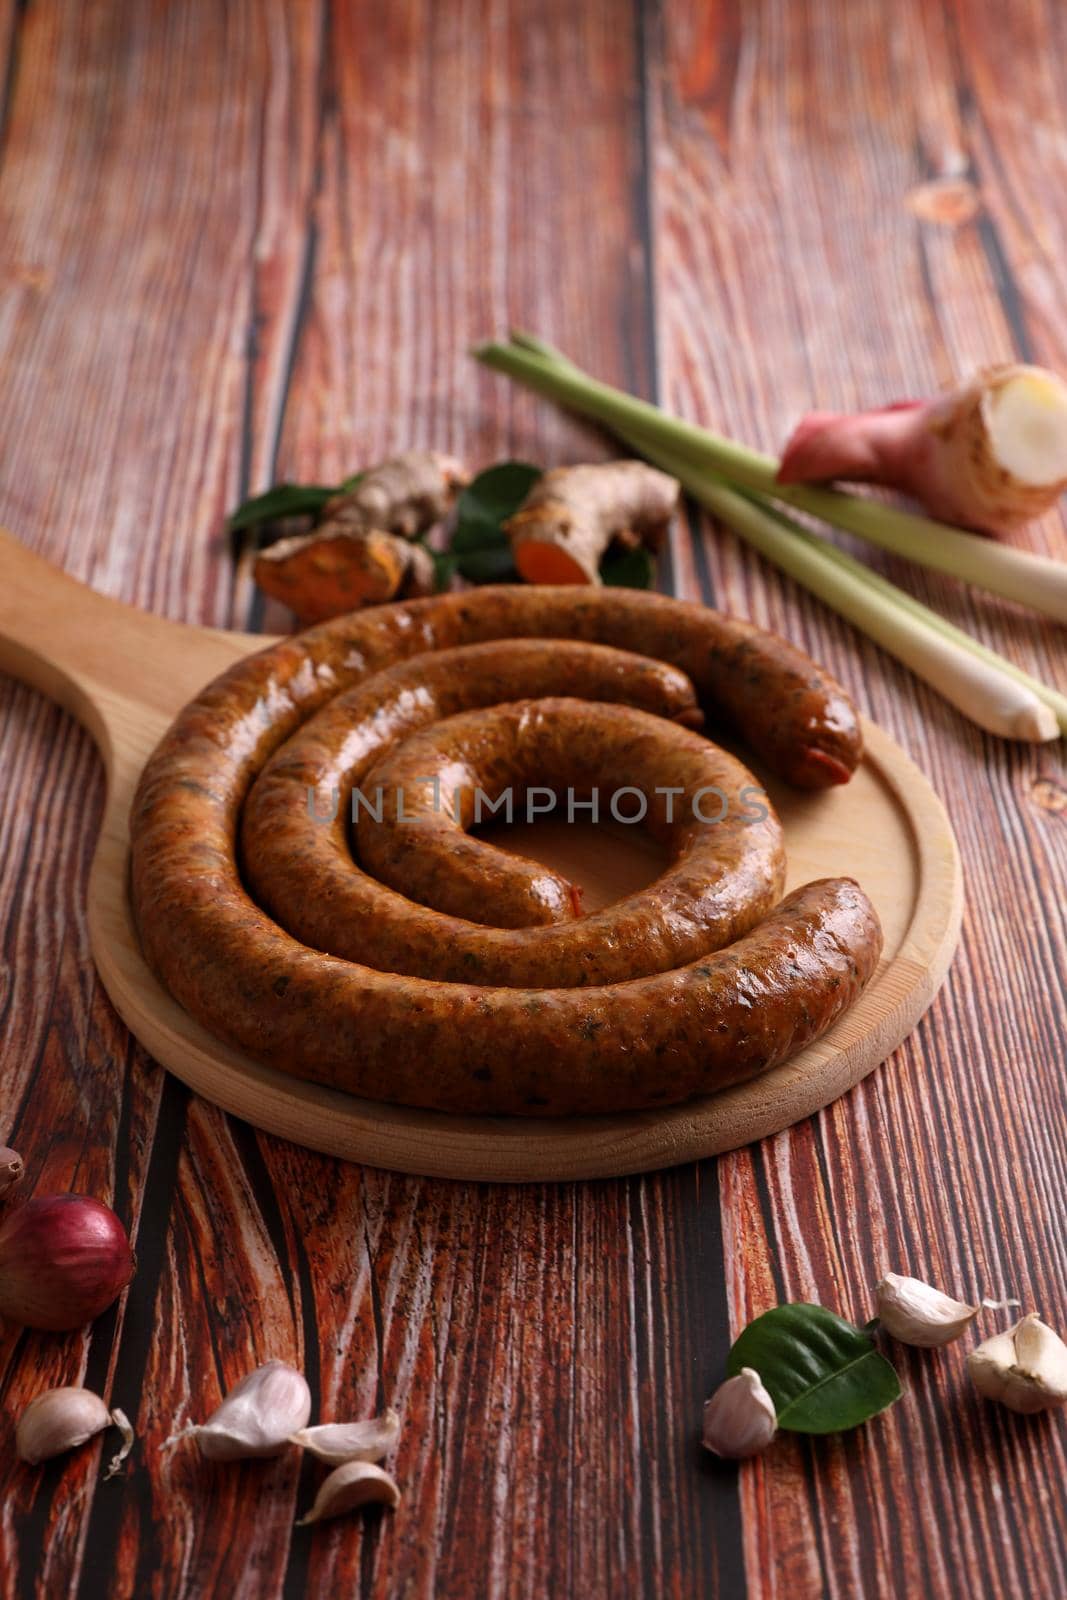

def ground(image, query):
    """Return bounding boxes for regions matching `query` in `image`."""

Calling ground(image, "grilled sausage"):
[130,586,879,1116]
[355,694,785,934]
[241,641,784,983]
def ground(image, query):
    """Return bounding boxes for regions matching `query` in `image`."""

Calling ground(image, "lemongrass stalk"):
[485,335,1067,731]
[606,407,1067,735]
[762,504,1067,734]
[695,486,1057,741]
[608,431,1058,742]
[474,337,1067,624]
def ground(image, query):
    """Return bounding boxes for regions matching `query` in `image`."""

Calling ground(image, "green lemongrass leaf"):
[227,471,365,536]
[474,336,1067,625]
[726,1304,901,1434]
[601,544,655,589]
[452,460,540,582]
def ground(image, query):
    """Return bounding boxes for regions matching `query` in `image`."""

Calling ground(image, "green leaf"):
[427,547,459,591]
[226,483,338,534]
[601,544,655,589]
[455,544,519,583]
[226,471,365,536]
[453,460,542,549]
[451,460,540,582]
[726,1304,901,1434]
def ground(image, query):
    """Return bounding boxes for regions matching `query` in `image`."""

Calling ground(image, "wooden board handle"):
[0,527,155,747]
[0,526,263,776]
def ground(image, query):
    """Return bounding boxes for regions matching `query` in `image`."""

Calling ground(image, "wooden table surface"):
[2,2,1066,1596]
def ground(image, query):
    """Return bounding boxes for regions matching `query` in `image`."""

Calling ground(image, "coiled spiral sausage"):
[130,586,882,1116]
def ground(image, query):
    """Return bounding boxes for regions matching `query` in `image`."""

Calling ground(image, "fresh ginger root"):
[777,365,1067,535]
[321,449,468,538]
[253,449,465,622]
[505,461,680,585]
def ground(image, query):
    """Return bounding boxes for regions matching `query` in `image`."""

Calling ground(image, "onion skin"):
[0,1195,136,1331]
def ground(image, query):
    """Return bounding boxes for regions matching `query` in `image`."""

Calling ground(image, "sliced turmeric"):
[254,529,436,623]
[505,461,680,585]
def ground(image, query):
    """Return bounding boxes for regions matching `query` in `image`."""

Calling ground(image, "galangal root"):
[778,365,1067,535]
[254,449,467,621]
[505,460,680,584]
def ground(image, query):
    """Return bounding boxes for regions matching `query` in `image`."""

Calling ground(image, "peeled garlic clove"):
[191,1360,312,1460]
[296,1460,402,1526]
[969,1314,1067,1414]
[16,1386,112,1464]
[290,1407,400,1465]
[701,1368,777,1460]
[874,1272,979,1347]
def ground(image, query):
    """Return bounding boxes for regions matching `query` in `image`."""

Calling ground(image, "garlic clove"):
[701,1368,777,1460]
[966,1327,1018,1404]
[296,1460,402,1526]
[874,1272,979,1347]
[190,1360,312,1460]
[1012,1313,1067,1387]
[16,1386,112,1465]
[290,1408,400,1466]
[0,1146,23,1198]
[968,1314,1067,1414]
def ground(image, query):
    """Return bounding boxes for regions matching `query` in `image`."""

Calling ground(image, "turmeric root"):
[505,461,680,585]
[253,448,464,621]
[254,529,435,623]
[321,449,468,539]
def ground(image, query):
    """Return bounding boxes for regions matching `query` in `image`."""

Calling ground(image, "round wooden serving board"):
[0,529,963,1182]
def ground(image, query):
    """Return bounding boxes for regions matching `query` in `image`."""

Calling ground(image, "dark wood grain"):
[653,3,1067,1595]
[0,2,1064,1597]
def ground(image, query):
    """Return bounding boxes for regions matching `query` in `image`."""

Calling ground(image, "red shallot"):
[0,1194,136,1331]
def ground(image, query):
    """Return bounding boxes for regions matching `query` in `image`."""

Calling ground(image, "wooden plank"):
[245,4,745,1594]
[0,0,1064,1595]
[651,1,1067,1596]
[0,2,323,1595]
[0,3,738,1598]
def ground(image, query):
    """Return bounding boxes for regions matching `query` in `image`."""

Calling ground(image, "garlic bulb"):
[701,1368,777,1459]
[296,1460,402,1525]
[16,1386,118,1465]
[188,1360,312,1460]
[874,1273,979,1347]
[290,1408,400,1466]
[968,1314,1067,1414]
